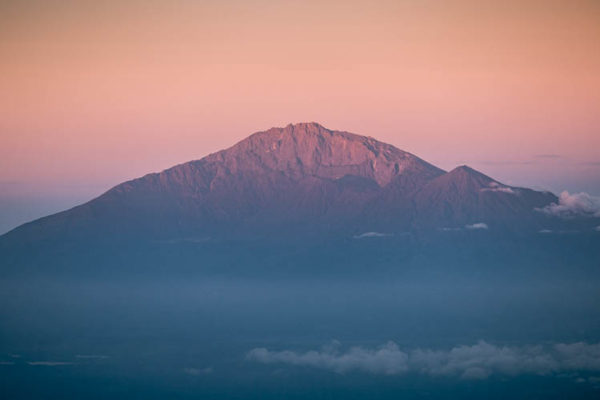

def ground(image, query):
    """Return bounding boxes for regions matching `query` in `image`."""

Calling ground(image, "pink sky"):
[1,0,599,232]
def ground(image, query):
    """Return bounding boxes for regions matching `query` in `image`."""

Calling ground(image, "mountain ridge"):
[0,123,564,244]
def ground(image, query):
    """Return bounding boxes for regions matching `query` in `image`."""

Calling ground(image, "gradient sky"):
[1,0,599,233]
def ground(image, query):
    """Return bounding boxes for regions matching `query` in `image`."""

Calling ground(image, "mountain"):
[0,122,564,242]
[3,122,599,277]
[408,165,557,229]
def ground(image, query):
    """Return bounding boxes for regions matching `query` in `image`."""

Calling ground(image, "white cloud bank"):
[247,340,600,380]
[537,191,600,218]
[249,341,408,375]
[465,223,488,230]
[480,182,516,194]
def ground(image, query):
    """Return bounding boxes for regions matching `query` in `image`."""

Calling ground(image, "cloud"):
[353,232,393,239]
[537,229,579,235]
[439,227,462,232]
[247,340,600,380]
[0,361,15,365]
[595,226,600,232]
[248,341,409,375]
[553,342,600,370]
[537,191,600,218]
[465,223,488,230]
[481,187,515,194]
[409,341,557,379]
[480,182,516,194]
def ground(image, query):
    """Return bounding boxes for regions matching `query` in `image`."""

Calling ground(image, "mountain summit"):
[203,122,444,187]
[2,123,559,247]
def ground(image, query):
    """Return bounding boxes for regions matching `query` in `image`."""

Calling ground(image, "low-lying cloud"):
[439,227,462,232]
[538,229,579,235]
[465,223,488,230]
[247,341,600,380]
[480,182,516,194]
[353,232,393,239]
[537,191,600,218]
[249,341,408,375]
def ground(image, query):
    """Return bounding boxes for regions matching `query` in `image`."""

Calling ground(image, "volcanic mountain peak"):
[203,122,443,187]
[0,123,562,247]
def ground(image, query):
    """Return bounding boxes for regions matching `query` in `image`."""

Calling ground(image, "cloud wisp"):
[353,232,393,239]
[438,227,462,232]
[480,182,516,194]
[247,341,600,380]
[537,229,579,235]
[465,223,489,230]
[537,191,600,218]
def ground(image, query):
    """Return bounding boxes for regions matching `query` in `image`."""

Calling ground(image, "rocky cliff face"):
[1,123,560,245]
[200,122,444,186]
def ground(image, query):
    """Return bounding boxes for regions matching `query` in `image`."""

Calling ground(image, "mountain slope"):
[2,123,446,242]
[0,123,563,249]
[410,166,557,229]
